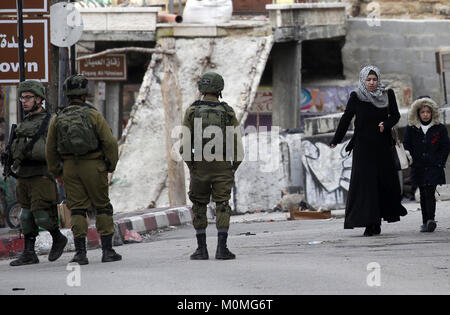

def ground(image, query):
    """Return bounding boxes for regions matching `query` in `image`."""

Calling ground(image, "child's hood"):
[408,97,440,128]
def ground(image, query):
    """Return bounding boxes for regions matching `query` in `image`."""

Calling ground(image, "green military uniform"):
[46,74,121,264]
[181,72,243,260]
[46,105,118,237]
[9,80,67,267]
[182,95,242,230]
[14,110,59,235]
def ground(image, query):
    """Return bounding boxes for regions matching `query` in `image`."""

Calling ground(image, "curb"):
[0,206,193,261]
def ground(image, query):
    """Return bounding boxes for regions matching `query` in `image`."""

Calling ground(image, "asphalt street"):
[0,200,449,295]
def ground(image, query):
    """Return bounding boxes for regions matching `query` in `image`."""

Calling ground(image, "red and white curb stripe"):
[0,206,193,260]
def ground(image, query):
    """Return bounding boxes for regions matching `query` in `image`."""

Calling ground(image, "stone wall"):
[345,0,450,19]
[342,18,450,104]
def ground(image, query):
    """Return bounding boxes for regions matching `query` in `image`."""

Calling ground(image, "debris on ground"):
[123,229,143,243]
[289,209,332,220]
[278,193,332,220]
[239,232,256,236]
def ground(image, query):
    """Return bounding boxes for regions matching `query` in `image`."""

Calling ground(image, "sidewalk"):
[0,206,193,260]
[0,206,346,260]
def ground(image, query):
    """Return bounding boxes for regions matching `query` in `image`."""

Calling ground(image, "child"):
[403,96,450,232]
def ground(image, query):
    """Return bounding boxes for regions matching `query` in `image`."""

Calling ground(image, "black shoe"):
[363,226,373,237]
[420,224,427,232]
[101,235,122,263]
[10,236,39,267]
[215,232,236,260]
[190,233,209,260]
[70,237,89,265]
[372,224,381,235]
[48,229,68,262]
[426,220,437,232]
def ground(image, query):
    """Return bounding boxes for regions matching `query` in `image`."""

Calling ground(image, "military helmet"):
[198,72,224,94]
[63,74,89,96]
[18,80,46,100]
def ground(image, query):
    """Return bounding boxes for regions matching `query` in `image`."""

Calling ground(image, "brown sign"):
[0,0,49,14]
[0,19,50,84]
[77,54,127,81]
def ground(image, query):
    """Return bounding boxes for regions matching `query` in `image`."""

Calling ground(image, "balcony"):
[78,7,161,41]
[266,2,347,42]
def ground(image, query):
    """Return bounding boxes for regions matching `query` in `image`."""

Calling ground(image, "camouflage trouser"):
[16,176,59,236]
[62,159,114,238]
[188,161,234,230]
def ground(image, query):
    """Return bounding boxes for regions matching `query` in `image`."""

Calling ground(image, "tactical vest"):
[191,100,234,156]
[55,103,99,156]
[11,111,50,163]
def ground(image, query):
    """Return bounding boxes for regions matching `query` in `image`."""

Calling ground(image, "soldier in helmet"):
[46,74,121,265]
[9,80,68,267]
[181,72,244,260]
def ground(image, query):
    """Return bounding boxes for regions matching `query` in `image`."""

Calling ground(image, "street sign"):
[50,2,83,47]
[77,54,127,81]
[0,19,50,84]
[0,0,49,14]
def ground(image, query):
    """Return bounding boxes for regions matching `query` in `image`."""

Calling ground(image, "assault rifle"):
[1,124,17,179]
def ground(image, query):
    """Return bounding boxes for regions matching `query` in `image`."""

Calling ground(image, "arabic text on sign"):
[0,34,35,52]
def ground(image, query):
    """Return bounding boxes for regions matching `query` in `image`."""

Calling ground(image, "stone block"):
[79,7,160,32]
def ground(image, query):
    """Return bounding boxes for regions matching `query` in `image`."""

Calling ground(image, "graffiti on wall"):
[301,139,352,208]
[301,86,355,113]
[249,85,356,114]
[248,87,272,113]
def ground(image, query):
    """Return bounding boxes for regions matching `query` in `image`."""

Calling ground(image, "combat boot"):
[48,229,68,262]
[70,237,89,265]
[190,233,209,260]
[215,232,235,260]
[101,235,122,263]
[10,236,39,266]
[426,220,437,232]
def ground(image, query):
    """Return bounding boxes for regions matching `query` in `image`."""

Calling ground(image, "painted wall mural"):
[249,85,356,114]
[250,84,412,115]
[301,139,353,208]
[301,86,355,113]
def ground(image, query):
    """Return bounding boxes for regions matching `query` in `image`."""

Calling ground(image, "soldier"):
[9,80,67,267]
[46,74,121,265]
[181,72,243,260]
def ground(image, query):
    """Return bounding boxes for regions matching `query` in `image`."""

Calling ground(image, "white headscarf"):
[356,65,388,108]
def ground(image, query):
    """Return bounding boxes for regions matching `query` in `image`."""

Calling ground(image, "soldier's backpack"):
[55,103,99,156]
[191,100,234,155]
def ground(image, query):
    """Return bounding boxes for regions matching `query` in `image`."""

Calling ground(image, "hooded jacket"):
[403,97,450,186]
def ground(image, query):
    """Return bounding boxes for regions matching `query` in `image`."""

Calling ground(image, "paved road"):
[0,200,449,295]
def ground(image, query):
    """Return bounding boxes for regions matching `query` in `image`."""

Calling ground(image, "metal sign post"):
[436,48,450,105]
[70,0,77,75]
[16,0,25,121]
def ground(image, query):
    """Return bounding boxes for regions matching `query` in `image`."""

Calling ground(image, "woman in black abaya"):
[330,65,407,236]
